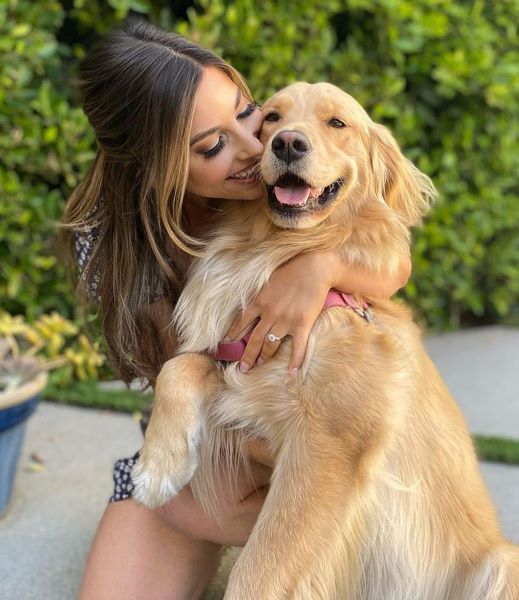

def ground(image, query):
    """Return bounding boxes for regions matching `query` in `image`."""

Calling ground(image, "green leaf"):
[43,125,58,143]
[12,23,31,37]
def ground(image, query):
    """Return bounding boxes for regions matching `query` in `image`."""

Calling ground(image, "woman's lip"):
[227,177,261,184]
[228,161,260,180]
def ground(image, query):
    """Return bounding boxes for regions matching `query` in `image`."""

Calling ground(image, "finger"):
[288,328,310,373]
[226,307,259,341]
[239,321,273,372]
[258,328,284,363]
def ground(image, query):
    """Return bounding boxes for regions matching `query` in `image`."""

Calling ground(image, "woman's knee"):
[80,499,221,600]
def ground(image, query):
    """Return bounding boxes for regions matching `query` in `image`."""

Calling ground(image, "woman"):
[63,20,410,600]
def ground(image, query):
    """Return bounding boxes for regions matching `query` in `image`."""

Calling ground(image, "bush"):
[1,0,517,342]
[0,1,96,318]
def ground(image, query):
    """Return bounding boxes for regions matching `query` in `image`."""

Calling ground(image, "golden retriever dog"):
[133,82,519,599]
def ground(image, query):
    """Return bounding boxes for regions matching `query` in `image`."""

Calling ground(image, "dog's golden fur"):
[133,82,519,599]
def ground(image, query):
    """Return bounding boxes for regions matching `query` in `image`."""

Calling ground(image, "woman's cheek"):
[189,156,227,192]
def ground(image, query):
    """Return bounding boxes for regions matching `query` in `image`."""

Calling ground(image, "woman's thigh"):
[79,499,221,600]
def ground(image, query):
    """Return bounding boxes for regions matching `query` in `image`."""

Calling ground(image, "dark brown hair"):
[61,20,251,384]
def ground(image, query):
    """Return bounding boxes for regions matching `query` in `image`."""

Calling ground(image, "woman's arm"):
[320,249,412,299]
[226,250,411,373]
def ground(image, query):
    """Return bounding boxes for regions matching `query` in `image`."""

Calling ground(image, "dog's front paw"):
[132,420,202,509]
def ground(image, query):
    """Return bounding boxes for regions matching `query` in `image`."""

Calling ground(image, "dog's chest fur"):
[173,200,408,355]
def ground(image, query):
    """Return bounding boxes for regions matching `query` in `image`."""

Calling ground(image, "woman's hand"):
[225,250,411,373]
[155,440,274,547]
[226,252,333,374]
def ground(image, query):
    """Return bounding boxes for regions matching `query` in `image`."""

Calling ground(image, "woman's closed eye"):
[203,135,226,159]
[202,103,259,159]
[237,102,259,120]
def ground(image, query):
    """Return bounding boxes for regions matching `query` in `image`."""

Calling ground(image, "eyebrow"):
[190,87,242,146]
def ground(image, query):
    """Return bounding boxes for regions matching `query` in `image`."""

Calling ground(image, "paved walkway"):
[425,326,519,439]
[0,326,518,599]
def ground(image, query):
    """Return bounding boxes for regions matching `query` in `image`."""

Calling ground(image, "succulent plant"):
[0,356,43,394]
[0,311,105,393]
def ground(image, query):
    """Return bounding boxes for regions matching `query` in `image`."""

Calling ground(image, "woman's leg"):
[79,455,272,600]
[79,499,221,600]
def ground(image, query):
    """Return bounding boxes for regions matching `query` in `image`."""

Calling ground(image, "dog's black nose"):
[271,130,310,163]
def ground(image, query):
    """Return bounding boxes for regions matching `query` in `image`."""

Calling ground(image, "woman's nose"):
[238,133,264,159]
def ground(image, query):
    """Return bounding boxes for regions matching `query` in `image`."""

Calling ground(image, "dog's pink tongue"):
[274,186,311,206]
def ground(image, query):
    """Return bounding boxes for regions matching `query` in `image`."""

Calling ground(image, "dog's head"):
[260,82,436,229]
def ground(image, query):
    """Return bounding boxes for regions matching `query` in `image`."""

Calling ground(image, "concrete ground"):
[425,326,519,439]
[0,325,518,600]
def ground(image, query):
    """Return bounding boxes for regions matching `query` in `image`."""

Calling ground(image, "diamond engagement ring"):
[266,332,282,343]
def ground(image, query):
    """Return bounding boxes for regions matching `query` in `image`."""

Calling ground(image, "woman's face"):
[188,66,264,202]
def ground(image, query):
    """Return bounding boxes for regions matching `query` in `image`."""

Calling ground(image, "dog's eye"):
[264,112,281,122]
[328,118,347,128]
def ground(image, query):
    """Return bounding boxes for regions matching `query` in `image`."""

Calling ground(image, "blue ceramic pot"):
[0,373,47,516]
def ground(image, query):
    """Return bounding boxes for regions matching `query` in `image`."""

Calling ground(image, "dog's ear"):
[368,123,436,226]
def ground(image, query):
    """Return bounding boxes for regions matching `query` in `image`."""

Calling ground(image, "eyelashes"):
[237,102,259,120]
[203,135,225,159]
[202,102,258,160]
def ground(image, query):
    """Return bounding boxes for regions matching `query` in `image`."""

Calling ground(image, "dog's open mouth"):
[267,173,344,214]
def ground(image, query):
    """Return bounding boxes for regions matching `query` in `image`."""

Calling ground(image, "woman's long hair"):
[61,20,251,384]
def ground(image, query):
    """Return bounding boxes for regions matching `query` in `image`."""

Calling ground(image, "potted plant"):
[0,312,105,516]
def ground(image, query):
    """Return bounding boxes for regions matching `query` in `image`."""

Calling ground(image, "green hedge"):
[0,1,95,319]
[1,0,518,334]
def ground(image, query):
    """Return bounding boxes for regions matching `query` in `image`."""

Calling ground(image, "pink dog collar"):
[212,332,252,362]
[212,289,372,362]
